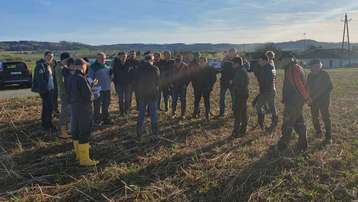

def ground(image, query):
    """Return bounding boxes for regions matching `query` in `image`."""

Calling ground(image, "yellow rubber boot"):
[73,140,79,160]
[78,143,98,166]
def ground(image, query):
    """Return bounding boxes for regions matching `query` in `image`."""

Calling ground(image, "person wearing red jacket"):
[277,58,311,152]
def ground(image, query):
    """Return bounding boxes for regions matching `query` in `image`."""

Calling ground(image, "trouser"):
[116,84,132,115]
[172,86,187,115]
[219,84,235,115]
[158,86,172,110]
[310,99,332,139]
[40,90,54,129]
[255,93,278,128]
[193,88,211,117]
[71,103,92,144]
[93,90,111,122]
[233,96,248,133]
[137,100,158,133]
[59,93,71,127]
[53,87,59,112]
[278,103,307,149]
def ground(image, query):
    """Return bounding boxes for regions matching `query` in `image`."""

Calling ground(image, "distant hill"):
[0,40,355,52]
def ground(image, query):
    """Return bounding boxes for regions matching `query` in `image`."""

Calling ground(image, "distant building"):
[298,48,358,68]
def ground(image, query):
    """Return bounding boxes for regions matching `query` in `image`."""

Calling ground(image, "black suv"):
[0,61,32,88]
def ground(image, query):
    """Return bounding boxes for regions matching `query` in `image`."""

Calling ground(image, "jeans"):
[116,84,132,114]
[59,93,71,128]
[193,88,211,116]
[40,90,54,129]
[172,86,187,115]
[137,100,158,130]
[219,84,234,115]
[93,90,111,123]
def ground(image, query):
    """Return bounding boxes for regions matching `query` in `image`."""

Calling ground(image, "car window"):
[4,63,27,71]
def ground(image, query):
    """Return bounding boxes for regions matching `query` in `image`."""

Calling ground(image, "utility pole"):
[341,13,352,65]
[303,33,307,51]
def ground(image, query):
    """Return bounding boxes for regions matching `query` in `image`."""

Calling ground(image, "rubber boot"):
[296,127,308,152]
[73,140,79,160]
[258,114,265,130]
[59,126,70,139]
[78,143,98,166]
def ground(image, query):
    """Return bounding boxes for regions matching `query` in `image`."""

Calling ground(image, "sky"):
[1,0,358,45]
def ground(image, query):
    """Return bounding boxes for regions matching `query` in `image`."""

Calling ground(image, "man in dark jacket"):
[254,55,278,132]
[171,54,190,119]
[135,53,160,137]
[277,58,311,152]
[32,51,57,132]
[231,57,249,137]
[69,58,98,166]
[88,52,112,125]
[157,51,174,112]
[112,52,130,116]
[219,48,237,117]
[307,59,333,144]
[126,50,140,111]
[191,57,217,120]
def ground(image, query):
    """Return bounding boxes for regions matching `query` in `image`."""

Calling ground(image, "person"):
[112,52,131,116]
[69,58,98,166]
[191,56,217,120]
[155,52,172,111]
[171,54,189,119]
[55,52,73,138]
[88,52,112,125]
[307,59,333,145]
[126,50,140,111]
[32,51,57,132]
[277,58,311,152]
[134,52,160,137]
[265,51,276,73]
[219,48,237,116]
[231,56,249,137]
[253,54,278,132]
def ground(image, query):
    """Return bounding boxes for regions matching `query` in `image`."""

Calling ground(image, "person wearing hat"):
[231,56,249,137]
[277,57,311,152]
[219,48,237,117]
[253,54,278,133]
[55,52,73,138]
[69,58,98,166]
[88,52,112,125]
[191,56,217,120]
[307,59,333,145]
[134,52,160,137]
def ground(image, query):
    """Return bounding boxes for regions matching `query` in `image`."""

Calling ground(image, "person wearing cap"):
[112,52,130,116]
[171,54,190,119]
[88,52,112,125]
[32,51,57,132]
[219,48,237,117]
[156,51,174,112]
[69,58,98,166]
[134,52,160,137]
[307,59,333,145]
[191,56,217,120]
[231,56,249,137]
[55,52,73,138]
[277,57,311,152]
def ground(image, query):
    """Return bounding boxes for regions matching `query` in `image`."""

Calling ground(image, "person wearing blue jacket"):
[32,51,57,132]
[88,52,112,125]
